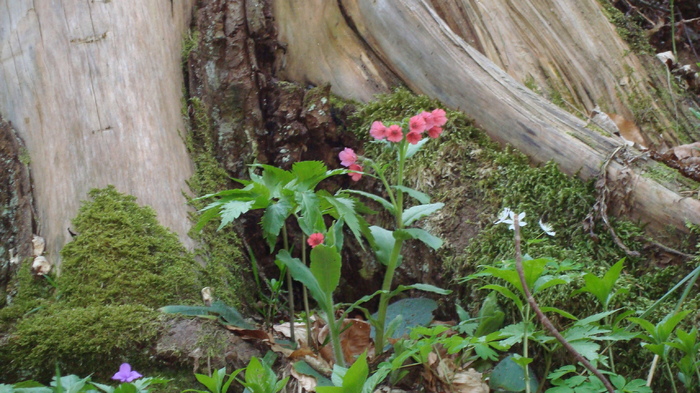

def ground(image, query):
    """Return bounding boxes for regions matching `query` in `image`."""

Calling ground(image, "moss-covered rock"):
[0,186,249,382]
[0,304,160,381]
[57,186,201,308]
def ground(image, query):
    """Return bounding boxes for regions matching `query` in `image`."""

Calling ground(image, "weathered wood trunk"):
[0,1,195,265]
[273,0,700,238]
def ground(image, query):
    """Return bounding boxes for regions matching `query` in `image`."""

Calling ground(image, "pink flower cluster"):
[338,147,363,181]
[369,108,447,145]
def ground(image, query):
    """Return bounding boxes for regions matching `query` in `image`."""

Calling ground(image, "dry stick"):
[513,215,615,393]
[599,147,641,258]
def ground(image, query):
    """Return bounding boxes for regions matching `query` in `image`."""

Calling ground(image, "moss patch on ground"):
[0,186,231,382]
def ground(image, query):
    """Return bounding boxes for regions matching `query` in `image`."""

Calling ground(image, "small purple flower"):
[112,363,143,383]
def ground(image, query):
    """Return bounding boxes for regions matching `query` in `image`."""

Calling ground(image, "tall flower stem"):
[374,141,407,356]
[282,224,295,345]
[324,299,345,368]
[512,215,614,393]
[301,235,312,348]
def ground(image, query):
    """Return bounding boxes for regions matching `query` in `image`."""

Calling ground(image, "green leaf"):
[293,361,333,387]
[291,161,328,189]
[310,245,342,295]
[369,226,395,266]
[261,198,293,250]
[159,304,214,316]
[480,284,523,309]
[218,200,255,230]
[325,196,364,248]
[277,250,329,310]
[568,340,601,362]
[540,306,577,320]
[297,190,322,235]
[391,186,430,204]
[371,298,437,340]
[401,228,443,250]
[391,283,451,296]
[475,292,505,337]
[402,203,444,226]
[340,190,395,214]
[209,300,255,329]
[489,355,539,392]
[406,138,429,158]
[574,258,625,308]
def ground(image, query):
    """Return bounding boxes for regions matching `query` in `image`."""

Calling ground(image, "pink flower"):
[427,126,443,138]
[421,111,435,129]
[431,108,447,127]
[409,114,426,134]
[307,233,324,248]
[406,130,422,144]
[370,121,387,140]
[348,164,363,181]
[386,125,403,142]
[339,147,357,167]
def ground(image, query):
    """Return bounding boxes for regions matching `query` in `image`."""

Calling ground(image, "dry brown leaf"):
[318,318,374,366]
[274,321,312,347]
[672,142,700,161]
[290,366,319,392]
[452,368,489,393]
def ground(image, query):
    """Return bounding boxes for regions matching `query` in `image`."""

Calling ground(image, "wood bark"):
[0,1,195,265]
[274,0,700,238]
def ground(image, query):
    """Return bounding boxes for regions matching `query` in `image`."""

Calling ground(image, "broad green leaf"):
[475,292,505,337]
[318,353,368,393]
[401,228,443,250]
[340,189,394,214]
[402,203,444,226]
[532,276,567,294]
[391,185,430,204]
[310,245,342,295]
[218,200,255,230]
[489,355,539,393]
[361,366,391,393]
[277,250,329,310]
[261,198,293,250]
[369,226,395,266]
[194,369,223,393]
[159,304,215,316]
[574,258,625,308]
[371,298,437,340]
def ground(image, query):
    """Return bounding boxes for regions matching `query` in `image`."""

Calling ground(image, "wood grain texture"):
[338,0,700,236]
[0,1,195,265]
[272,0,400,102]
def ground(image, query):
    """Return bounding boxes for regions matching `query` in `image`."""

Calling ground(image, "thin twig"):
[599,147,641,258]
[513,215,615,393]
[647,239,696,259]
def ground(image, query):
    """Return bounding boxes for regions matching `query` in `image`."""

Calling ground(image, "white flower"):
[539,219,556,236]
[495,208,527,230]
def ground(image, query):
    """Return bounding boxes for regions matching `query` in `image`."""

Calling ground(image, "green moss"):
[597,0,654,54]
[183,97,254,309]
[0,303,160,382]
[181,30,199,65]
[57,186,201,308]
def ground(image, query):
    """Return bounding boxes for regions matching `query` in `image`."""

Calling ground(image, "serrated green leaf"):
[261,198,293,250]
[402,203,443,226]
[540,306,577,320]
[218,200,255,230]
[325,196,365,249]
[480,284,523,309]
[297,190,322,235]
